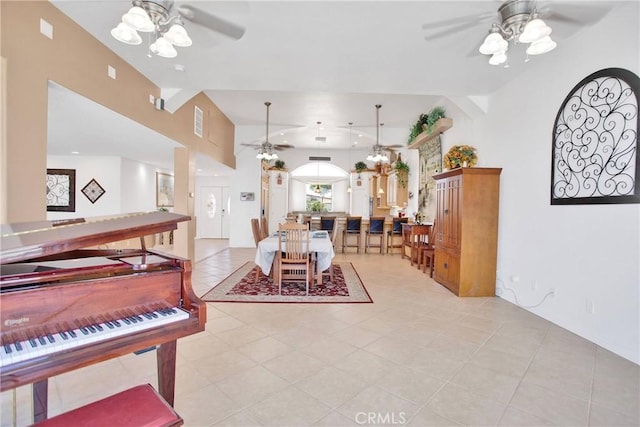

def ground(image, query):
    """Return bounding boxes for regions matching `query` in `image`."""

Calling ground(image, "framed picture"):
[240,192,255,201]
[551,68,639,205]
[156,172,174,207]
[46,168,76,212]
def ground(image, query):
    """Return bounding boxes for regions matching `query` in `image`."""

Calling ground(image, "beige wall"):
[0,1,235,223]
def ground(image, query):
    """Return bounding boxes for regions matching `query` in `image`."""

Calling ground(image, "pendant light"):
[315,121,321,194]
[347,122,353,193]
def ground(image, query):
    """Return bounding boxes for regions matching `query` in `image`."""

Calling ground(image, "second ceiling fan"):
[241,102,294,160]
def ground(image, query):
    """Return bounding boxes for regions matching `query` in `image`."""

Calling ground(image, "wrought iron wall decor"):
[551,68,639,205]
[81,178,106,204]
[46,168,76,212]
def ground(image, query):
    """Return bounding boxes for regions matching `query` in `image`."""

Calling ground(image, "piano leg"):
[33,379,48,423]
[156,340,177,406]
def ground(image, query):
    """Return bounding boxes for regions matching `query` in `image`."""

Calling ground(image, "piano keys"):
[0,211,207,422]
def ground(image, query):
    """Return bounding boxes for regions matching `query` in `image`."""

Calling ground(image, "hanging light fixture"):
[347,122,353,193]
[256,102,278,161]
[315,121,322,194]
[366,105,389,163]
[111,0,192,58]
[478,1,556,67]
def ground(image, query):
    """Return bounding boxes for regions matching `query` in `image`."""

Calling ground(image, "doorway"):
[197,186,230,238]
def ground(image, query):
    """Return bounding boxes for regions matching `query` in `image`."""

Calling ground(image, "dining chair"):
[260,216,269,239]
[251,218,264,281]
[419,222,436,277]
[365,216,386,254]
[341,216,362,253]
[387,217,408,254]
[277,222,312,295]
[320,219,340,283]
[402,224,431,266]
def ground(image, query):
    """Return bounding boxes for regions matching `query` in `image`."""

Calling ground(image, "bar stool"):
[386,217,408,254]
[320,216,336,240]
[342,216,362,253]
[365,216,385,253]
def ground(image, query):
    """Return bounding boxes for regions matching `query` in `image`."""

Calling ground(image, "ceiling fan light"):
[489,51,507,65]
[111,23,142,45]
[270,152,278,160]
[150,36,178,58]
[479,32,508,55]
[366,153,374,162]
[122,6,155,32]
[518,18,552,43]
[163,23,192,47]
[526,36,557,55]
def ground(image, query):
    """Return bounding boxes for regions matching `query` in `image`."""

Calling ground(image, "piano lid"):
[0,212,190,265]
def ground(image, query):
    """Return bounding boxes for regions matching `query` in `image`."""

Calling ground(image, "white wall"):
[482,2,639,363]
[47,155,122,220]
[121,157,165,213]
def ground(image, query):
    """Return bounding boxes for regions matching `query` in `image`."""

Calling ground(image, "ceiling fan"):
[111,0,245,57]
[422,0,610,64]
[241,102,294,159]
[366,105,403,163]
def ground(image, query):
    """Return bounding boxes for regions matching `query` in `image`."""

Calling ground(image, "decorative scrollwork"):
[552,68,639,204]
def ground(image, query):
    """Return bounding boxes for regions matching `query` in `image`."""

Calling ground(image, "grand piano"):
[0,211,207,422]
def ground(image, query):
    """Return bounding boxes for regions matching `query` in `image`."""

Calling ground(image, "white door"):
[197,186,230,238]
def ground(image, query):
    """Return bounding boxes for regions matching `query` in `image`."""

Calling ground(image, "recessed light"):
[174,64,186,72]
[71,151,80,154]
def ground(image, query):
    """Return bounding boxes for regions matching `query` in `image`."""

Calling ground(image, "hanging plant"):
[443,145,478,169]
[394,159,409,188]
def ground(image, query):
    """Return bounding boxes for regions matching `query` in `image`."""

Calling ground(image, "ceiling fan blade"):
[421,11,495,30]
[177,5,246,40]
[382,144,404,149]
[424,20,486,41]
[273,144,294,151]
[240,143,261,149]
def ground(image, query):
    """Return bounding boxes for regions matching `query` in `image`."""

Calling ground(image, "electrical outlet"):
[531,280,538,291]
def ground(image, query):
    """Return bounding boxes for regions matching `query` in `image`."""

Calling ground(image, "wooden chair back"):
[277,222,312,292]
[251,218,262,247]
[278,222,311,263]
[260,217,269,239]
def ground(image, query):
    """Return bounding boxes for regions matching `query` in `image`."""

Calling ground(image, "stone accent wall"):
[418,136,442,222]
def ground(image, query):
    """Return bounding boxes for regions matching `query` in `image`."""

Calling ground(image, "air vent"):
[194,106,203,137]
[309,156,331,161]
[315,136,327,143]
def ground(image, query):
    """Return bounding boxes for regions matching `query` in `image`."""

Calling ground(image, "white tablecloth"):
[255,231,335,275]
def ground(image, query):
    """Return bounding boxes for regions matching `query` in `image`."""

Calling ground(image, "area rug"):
[202,262,373,303]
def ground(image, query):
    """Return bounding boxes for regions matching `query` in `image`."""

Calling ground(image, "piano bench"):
[32,384,183,427]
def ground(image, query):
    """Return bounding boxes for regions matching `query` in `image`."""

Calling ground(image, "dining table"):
[255,230,335,285]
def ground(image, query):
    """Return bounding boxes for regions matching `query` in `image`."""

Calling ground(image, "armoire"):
[432,167,502,297]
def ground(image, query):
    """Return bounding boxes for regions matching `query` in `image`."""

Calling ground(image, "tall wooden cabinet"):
[433,167,502,297]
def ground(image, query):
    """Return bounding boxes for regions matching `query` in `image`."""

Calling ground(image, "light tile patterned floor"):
[2,241,638,427]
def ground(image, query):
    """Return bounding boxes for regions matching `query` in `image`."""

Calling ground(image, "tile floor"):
[2,240,638,427]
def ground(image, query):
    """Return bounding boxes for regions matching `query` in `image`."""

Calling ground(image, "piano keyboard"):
[0,306,189,368]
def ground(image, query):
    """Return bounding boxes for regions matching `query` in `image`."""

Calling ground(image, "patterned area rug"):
[202,262,373,303]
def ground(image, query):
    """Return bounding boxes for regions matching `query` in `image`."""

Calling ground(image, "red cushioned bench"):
[32,384,183,427]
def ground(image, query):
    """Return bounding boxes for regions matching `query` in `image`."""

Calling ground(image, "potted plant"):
[273,159,286,170]
[354,161,368,173]
[408,106,447,144]
[443,144,478,169]
[394,158,410,188]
